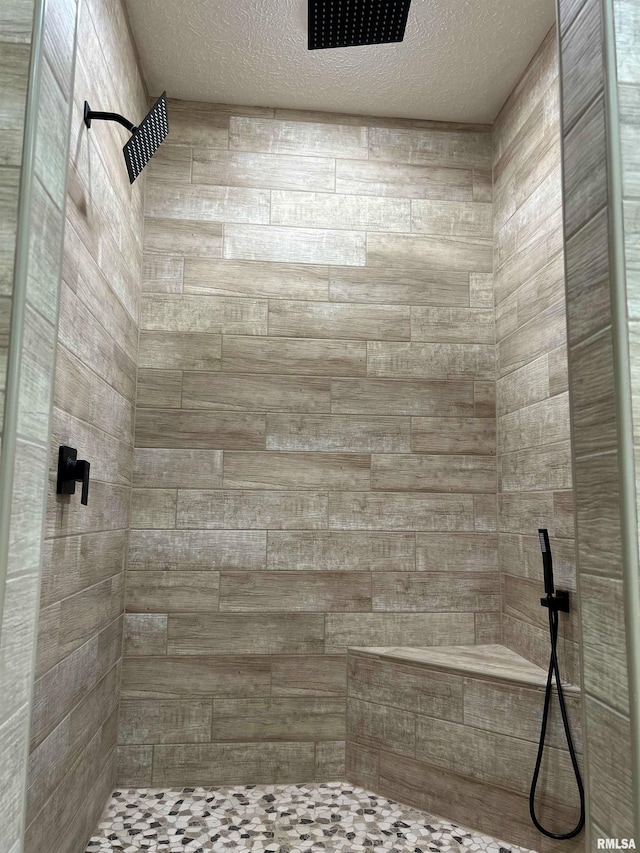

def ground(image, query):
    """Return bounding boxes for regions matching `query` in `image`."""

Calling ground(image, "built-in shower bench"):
[345,644,583,852]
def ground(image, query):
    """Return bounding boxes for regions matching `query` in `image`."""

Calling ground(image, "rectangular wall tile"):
[123,615,168,656]
[222,451,371,490]
[410,307,494,344]
[224,224,366,266]
[183,373,331,413]
[145,182,271,225]
[176,490,328,530]
[331,378,475,416]
[136,369,182,408]
[141,293,267,335]
[266,414,411,453]
[411,417,495,454]
[167,614,325,655]
[371,453,497,493]
[271,656,347,698]
[192,149,336,192]
[329,266,469,306]
[119,700,213,744]
[371,572,500,612]
[209,698,345,742]
[121,657,271,699]
[366,233,493,272]
[367,342,495,380]
[271,191,411,232]
[125,571,220,613]
[152,741,315,786]
[368,127,492,169]
[133,449,223,489]
[218,571,371,612]
[229,117,368,158]
[135,410,266,450]
[144,218,223,258]
[138,331,221,371]
[267,531,415,572]
[222,336,367,376]
[411,200,492,237]
[128,530,266,572]
[183,259,329,301]
[268,300,411,341]
[336,159,474,200]
[415,533,498,572]
[325,613,475,652]
[329,491,475,531]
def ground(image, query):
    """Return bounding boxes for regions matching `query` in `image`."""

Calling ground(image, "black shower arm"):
[84,101,137,133]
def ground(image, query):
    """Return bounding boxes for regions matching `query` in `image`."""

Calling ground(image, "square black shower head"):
[308,0,412,49]
[123,92,169,184]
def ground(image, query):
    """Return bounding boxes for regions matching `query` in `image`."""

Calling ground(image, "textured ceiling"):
[125,0,556,124]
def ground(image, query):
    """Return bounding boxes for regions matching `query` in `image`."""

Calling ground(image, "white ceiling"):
[125,0,556,124]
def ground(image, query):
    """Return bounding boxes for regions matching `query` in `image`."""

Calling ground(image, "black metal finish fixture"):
[56,446,90,506]
[529,528,585,840]
[83,92,169,183]
[308,0,412,50]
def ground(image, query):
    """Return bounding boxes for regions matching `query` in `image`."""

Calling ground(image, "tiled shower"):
[0,0,639,851]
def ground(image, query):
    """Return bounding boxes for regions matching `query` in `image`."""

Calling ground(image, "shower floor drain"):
[85,782,534,853]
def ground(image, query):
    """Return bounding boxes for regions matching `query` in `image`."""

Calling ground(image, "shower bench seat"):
[345,643,583,852]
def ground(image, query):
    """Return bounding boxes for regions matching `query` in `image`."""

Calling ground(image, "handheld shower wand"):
[538,528,554,595]
[529,529,585,840]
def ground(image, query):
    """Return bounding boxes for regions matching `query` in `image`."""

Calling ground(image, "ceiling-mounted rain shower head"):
[83,92,169,184]
[308,0,412,50]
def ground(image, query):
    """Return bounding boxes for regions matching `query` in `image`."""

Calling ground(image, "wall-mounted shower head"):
[538,528,554,595]
[123,93,169,183]
[83,92,169,184]
[308,0,412,50]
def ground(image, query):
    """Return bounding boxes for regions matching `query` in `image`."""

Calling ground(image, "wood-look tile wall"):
[616,0,640,842]
[557,0,640,844]
[493,29,580,685]
[24,0,147,850]
[0,1,36,848]
[123,101,499,786]
[0,0,30,440]
[0,0,80,849]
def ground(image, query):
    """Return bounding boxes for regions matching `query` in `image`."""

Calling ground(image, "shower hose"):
[529,602,585,840]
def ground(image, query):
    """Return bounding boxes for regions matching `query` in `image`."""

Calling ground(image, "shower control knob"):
[56,445,90,506]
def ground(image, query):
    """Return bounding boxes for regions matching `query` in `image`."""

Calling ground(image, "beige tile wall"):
[122,102,500,786]
[0,3,36,850]
[556,0,640,845]
[0,0,34,437]
[560,0,640,849]
[0,0,81,849]
[493,28,580,685]
[24,0,147,850]
[617,0,640,842]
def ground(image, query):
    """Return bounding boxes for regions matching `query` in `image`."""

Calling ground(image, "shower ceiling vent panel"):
[309,0,412,49]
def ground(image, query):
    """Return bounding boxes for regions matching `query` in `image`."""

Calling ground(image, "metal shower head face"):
[308,0,412,49]
[123,92,169,184]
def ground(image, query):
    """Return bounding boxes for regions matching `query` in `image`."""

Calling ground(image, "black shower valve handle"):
[56,446,90,506]
[76,458,90,506]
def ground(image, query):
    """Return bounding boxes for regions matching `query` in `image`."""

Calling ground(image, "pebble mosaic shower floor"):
[84,782,535,853]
